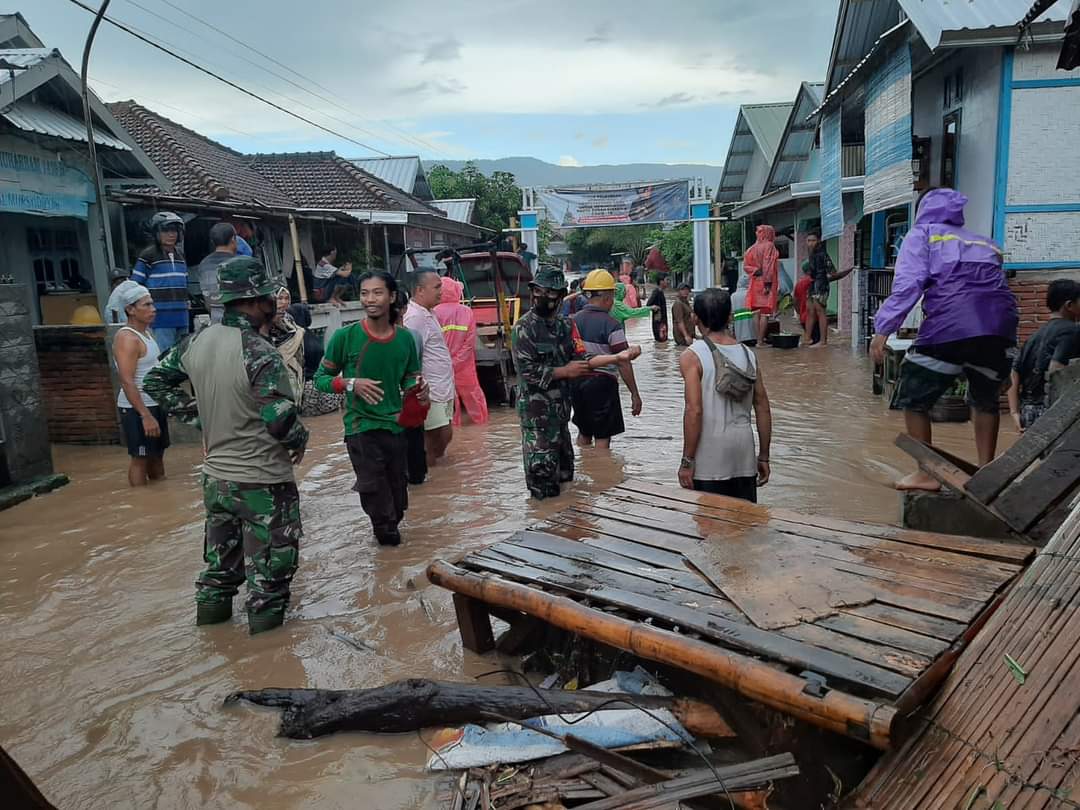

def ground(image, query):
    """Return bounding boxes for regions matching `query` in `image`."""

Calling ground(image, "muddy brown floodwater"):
[0,315,1016,809]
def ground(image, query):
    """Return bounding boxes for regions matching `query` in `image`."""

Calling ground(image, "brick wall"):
[33,326,120,445]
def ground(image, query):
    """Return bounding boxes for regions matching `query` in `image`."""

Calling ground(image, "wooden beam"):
[427,561,898,749]
[993,426,1080,532]
[452,593,494,653]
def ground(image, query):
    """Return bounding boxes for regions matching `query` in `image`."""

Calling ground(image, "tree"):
[427,162,522,236]
[653,223,694,278]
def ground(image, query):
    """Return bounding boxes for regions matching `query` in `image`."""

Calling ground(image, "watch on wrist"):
[680,456,695,470]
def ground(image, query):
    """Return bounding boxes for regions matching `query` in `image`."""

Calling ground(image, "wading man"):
[802,230,854,348]
[871,188,1018,490]
[572,270,643,450]
[511,267,638,500]
[671,283,694,346]
[196,222,238,325]
[404,269,456,465]
[113,281,169,486]
[314,271,426,545]
[145,258,309,634]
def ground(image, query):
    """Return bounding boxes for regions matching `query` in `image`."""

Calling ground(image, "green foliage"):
[653,223,693,277]
[427,162,522,235]
[565,225,654,268]
[537,218,556,259]
[720,221,742,257]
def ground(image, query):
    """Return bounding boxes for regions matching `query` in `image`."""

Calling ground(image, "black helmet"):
[150,211,185,235]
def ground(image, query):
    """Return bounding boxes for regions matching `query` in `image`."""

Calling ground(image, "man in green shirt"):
[314,271,426,546]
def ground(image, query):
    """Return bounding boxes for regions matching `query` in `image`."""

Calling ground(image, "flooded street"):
[0,316,1014,810]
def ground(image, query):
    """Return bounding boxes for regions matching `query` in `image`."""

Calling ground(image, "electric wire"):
[134,0,451,159]
[64,0,392,156]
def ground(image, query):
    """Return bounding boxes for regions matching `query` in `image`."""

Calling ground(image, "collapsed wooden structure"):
[851,501,1080,807]
[898,376,1080,543]
[429,480,1033,751]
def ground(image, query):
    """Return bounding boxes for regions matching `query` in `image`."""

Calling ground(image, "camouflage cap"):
[217,256,279,304]
[529,265,567,292]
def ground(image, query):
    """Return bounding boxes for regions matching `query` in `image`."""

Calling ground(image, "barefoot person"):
[112,281,169,486]
[870,188,1018,491]
[678,288,772,503]
[802,230,853,347]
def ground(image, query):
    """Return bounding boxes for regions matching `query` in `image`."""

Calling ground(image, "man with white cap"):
[112,281,169,486]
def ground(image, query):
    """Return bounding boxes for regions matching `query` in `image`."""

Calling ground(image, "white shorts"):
[424,398,454,430]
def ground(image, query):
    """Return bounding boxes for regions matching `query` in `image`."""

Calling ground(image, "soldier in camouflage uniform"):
[511,266,640,499]
[144,257,309,634]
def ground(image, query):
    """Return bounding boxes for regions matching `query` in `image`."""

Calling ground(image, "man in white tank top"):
[678,288,773,504]
[113,282,170,486]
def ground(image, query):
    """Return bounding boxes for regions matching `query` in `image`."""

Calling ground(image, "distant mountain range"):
[423,156,722,190]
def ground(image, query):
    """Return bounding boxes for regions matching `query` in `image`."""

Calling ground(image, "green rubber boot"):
[196,600,233,626]
[248,611,284,635]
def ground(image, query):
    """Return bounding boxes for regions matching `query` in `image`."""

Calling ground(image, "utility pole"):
[80,0,115,271]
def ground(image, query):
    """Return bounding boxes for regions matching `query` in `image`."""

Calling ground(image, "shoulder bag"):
[700,333,756,400]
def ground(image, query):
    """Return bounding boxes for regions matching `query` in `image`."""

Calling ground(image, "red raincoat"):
[434,277,489,426]
[744,224,779,314]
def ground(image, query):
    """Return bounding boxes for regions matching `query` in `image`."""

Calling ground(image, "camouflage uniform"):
[511,267,585,500]
[145,258,308,634]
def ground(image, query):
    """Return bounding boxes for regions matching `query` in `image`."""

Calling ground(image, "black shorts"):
[891,337,1013,415]
[693,476,757,503]
[571,374,625,440]
[119,405,170,458]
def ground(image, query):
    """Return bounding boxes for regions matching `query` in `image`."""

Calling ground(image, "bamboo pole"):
[427,561,897,750]
[288,215,308,303]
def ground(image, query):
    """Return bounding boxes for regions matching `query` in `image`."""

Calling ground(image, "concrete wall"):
[34,325,119,444]
[0,283,52,485]
[911,47,1001,236]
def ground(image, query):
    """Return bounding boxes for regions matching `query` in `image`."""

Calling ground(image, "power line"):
[116,0,435,156]
[65,0,392,157]
[142,0,450,158]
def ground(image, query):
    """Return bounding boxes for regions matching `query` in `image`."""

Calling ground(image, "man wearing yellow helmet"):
[571,269,644,449]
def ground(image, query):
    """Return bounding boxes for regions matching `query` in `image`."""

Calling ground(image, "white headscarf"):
[116,280,151,309]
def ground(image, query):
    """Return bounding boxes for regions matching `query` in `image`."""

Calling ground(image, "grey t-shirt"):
[196,251,233,304]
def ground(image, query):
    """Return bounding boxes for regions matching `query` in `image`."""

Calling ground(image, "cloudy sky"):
[26,0,838,166]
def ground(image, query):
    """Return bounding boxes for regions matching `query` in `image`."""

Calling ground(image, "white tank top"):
[116,327,160,408]
[688,339,758,481]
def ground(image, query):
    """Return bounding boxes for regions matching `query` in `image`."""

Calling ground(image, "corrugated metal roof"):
[715,101,794,204]
[2,100,130,149]
[741,102,794,163]
[898,0,1069,49]
[349,155,432,199]
[764,82,825,193]
[431,197,475,223]
[825,0,903,95]
[0,47,53,84]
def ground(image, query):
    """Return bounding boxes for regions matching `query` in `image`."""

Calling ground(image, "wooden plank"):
[895,434,975,494]
[467,548,913,698]
[598,490,1027,582]
[816,612,949,659]
[612,479,1034,564]
[565,505,1002,604]
[546,511,990,621]
[534,523,691,570]
[779,622,931,679]
[452,593,494,653]
[580,498,1013,596]
[993,427,1080,532]
[844,602,967,643]
[966,383,1080,502]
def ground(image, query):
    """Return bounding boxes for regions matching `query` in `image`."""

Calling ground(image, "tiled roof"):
[248,151,442,214]
[107,101,295,206]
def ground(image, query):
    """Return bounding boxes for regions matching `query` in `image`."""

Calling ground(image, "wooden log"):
[0,745,56,810]
[224,678,733,740]
[453,593,495,653]
[428,561,898,749]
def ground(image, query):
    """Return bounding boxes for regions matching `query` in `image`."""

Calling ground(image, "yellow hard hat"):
[71,305,104,325]
[582,269,616,291]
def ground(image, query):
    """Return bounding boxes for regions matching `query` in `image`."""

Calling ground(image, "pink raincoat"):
[618,272,640,307]
[744,225,780,314]
[434,277,489,426]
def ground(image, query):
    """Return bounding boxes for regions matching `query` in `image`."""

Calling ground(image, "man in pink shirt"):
[404,270,456,465]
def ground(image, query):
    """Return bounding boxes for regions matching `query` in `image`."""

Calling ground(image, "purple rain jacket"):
[874,188,1018,346]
